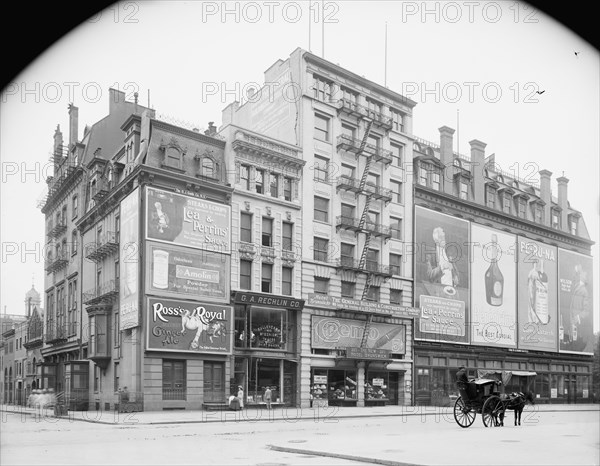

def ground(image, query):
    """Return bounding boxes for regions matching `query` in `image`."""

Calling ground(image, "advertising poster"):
[146,297,233,354]
[312,316,406,354]
[146,242,230,302]
[414,206,470,344]
[119,188,140,330]
[146,187,231,252]
[517,237,558,351]
[470,224,517,348]
[558,250,594,354]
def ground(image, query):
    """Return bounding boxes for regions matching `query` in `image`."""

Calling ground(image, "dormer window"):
[568,214,579,235]
[486,185,496,208]
[166,147,182,169]
[201,157,215,179]
[502,194,511,214]
[551,209,560,229]
[517,197,527,219]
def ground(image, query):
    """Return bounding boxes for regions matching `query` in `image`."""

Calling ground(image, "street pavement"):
[2,403,599,465]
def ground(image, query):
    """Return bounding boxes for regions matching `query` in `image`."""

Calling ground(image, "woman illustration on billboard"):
[426,227,460,288]
[566,264,591,348]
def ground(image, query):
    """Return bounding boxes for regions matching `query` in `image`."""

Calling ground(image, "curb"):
[268,444,421,466]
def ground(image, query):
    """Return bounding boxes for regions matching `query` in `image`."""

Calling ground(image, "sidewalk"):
[2,402,598,426]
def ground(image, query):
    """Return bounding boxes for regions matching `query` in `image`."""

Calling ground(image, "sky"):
[1,1,598,331]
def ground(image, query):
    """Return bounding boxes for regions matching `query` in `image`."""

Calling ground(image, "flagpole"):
[384,22,388,87]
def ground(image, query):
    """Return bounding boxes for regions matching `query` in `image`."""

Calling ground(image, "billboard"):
[517,237,558,351]
[146,242,230,302]
[145,187,231,252]
[146,297,233,354]
[558,250,594,354]
[470,225,517,348]
[312,316,405,354]
[119,188,140,330]
[414,206,470,344]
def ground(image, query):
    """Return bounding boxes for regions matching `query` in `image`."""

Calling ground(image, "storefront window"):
[247,358,280,405]
[417,368,430,391]
[534,373,550,399]
[366,371,394,403]
[328,370,358,404]
[576,375,589,400]
[234,306,294,351]
[432,369,447,400]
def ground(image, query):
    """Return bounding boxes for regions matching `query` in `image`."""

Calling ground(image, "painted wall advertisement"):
[119,188,140,330]
[146,242,230,302]
[146,297,233,354]
[470,224,517,348]
[558,250,594,354]
[145,187,231,252]
[414,206,470,344]
[312,316,406,354]
[517,237,558,351]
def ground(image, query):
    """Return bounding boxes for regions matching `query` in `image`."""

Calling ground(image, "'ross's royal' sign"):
[146,298,233,355]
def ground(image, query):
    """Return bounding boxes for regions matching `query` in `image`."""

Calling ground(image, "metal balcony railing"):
[44,252,70,273]
[47,220,67,238]
[336,135,394,164]
[83,279,119,305]
[363,182,393,202]
[85,231,119,262]
[91,179,110,202]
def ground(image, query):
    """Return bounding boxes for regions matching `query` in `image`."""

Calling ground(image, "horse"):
[497,391,535,426]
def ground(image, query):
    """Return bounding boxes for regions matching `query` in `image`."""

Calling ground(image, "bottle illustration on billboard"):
[485,234,504,306]
[528,258,550,325]
[152,250,169,289]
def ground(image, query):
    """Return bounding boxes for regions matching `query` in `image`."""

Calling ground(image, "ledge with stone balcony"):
[85,231,119,262]
[336,135,394,164]
[44,252,70,273]
[83,279,119,307]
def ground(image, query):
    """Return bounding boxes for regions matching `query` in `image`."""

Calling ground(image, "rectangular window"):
[391,143,404,167]
[432,171,440,191]
[314,155,329,182]
[282,267,292,296]
[94,365,99,392]
[390,180,402,204]
[162,360,186,400]
[390,253,402,276]
[341,124,355,139]
[366,249,379,272]
[262,217,273,247]
[261,263,273,293]
[240,260,252,290]
[341,281,355,298]
[534,205,543,223]
[552,210,560,229]
[314,113,330,142]
[570,218,578,235]
[314,278,329,295]
[114,362,120,392]
[270,173,279,198]
[390,289,403,304]
[313,237,329,262]
[340,242,355,267]
[341,204,355,220]
[240,213,252,243]
[341,164,355,179]
[283,177,292,201]
[503,195,511,214]
[314,197,329,222]
[114,311,120,348]
[390,109,404,133]
[72,195,78,219]
[390,217,402,240]
[313,75,333,102]
[459,182,469,200]
[518,198,527,218]
[486,186,496,208]
[282,222,293,251]
[365,286,380,302]
[367,172,380,187]
[240,165,250,189]
[418,166,428,186]
[255,169,265,194]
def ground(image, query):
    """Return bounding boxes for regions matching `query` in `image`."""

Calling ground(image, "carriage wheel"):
[453,396,476,428]
[482,395,504,427]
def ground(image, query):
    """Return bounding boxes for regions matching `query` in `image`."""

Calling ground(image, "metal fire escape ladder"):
[360,314,373,348]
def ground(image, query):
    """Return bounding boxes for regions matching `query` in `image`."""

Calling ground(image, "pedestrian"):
[237,386,244,409]
[264,386,272,410]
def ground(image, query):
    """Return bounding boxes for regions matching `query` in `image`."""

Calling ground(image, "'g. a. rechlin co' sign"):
[146,298,233,354]
[145,187,231,253]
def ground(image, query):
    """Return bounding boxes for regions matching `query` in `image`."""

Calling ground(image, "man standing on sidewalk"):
[264,386,272,410]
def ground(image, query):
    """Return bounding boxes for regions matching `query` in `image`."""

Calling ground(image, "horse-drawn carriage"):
[453,371,536,428]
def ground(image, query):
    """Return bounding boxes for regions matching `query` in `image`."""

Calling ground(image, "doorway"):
[203,362,225,403]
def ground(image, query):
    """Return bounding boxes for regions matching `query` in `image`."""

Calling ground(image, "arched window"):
[71,230,78,255]
[202,157,215,179]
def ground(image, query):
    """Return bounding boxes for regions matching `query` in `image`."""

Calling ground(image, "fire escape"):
[335,110,394,348]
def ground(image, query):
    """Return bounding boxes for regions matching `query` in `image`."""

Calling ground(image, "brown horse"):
[498,391,535,426]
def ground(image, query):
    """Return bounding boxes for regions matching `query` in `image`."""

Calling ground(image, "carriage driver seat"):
[457,381,477,401]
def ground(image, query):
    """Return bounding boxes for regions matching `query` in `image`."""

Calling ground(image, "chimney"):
[221,101,240,128]
[68,104,78,147]
[53,124,64,174]
[109,88,126,114]
[557,175,569,231]
[439,126,455,195]
[469,139,487,204]
[204,122,217,137]
[539,169,552,226]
